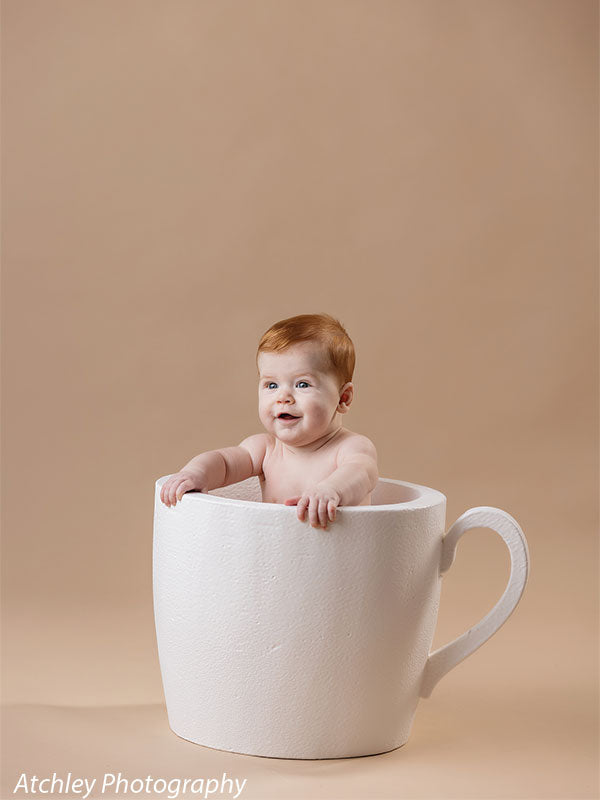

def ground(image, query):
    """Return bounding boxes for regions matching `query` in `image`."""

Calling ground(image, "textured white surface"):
[153,476,529,759]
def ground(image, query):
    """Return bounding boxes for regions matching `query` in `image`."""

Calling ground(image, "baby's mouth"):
[277,413,300,420]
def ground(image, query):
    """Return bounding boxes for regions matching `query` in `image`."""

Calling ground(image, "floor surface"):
[2,681,597,800]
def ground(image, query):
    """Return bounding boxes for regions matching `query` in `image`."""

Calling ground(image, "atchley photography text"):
[12,772,248,799]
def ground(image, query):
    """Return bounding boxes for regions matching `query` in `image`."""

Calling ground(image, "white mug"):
[153,475,529,759]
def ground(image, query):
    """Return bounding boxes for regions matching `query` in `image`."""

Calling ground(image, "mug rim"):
[155,475,446,512]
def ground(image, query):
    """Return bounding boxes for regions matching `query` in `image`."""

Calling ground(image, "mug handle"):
[419,506,530,698]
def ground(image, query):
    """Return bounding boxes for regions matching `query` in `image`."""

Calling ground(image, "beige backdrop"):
[2,1,598,798]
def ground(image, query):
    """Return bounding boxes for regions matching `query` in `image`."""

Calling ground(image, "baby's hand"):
[285,485,341,530]
[160,470,204,507]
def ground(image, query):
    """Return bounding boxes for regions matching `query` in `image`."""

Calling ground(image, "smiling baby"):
[160,313,379,529]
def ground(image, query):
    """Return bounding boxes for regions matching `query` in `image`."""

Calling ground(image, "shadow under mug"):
[153,475,529,759]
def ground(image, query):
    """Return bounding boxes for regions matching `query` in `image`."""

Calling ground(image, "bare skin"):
[160,341,378,529]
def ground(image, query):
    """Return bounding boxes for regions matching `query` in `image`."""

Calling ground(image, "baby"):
[160,313,378,530]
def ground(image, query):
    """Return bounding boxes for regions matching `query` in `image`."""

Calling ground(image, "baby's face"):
[257,342,351,447]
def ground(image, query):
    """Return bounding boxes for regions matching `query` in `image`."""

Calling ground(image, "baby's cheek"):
[258,405,271,425]
[314,407,333,427]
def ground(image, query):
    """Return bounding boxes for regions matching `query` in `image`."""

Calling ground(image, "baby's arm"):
[285,435,378,528]
[160,434,268,507]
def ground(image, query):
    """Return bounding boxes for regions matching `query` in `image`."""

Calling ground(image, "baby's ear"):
[338,382,354,412]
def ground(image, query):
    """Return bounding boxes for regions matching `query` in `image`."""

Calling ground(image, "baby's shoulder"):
[238,432,276,472]
[335,430,378,464]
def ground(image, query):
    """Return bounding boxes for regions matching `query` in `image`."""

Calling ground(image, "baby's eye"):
[296,381,310,388]
[266,382,277,389]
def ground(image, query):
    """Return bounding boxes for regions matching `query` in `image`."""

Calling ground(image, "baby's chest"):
[261,448,338,503]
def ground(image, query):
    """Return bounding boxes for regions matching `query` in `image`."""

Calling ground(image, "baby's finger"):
[168,478,185,506]
[160,479,170,504]
[328,500,337,522]
[175,478,194,502]
[161,478,175,506]
[297,496,309,522]
[318,499,328,530]
[308,497,319,528]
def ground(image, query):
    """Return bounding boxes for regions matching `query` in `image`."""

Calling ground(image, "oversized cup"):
[153,475,529,759]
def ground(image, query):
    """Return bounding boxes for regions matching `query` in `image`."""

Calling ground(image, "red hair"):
[256,313,355,388]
